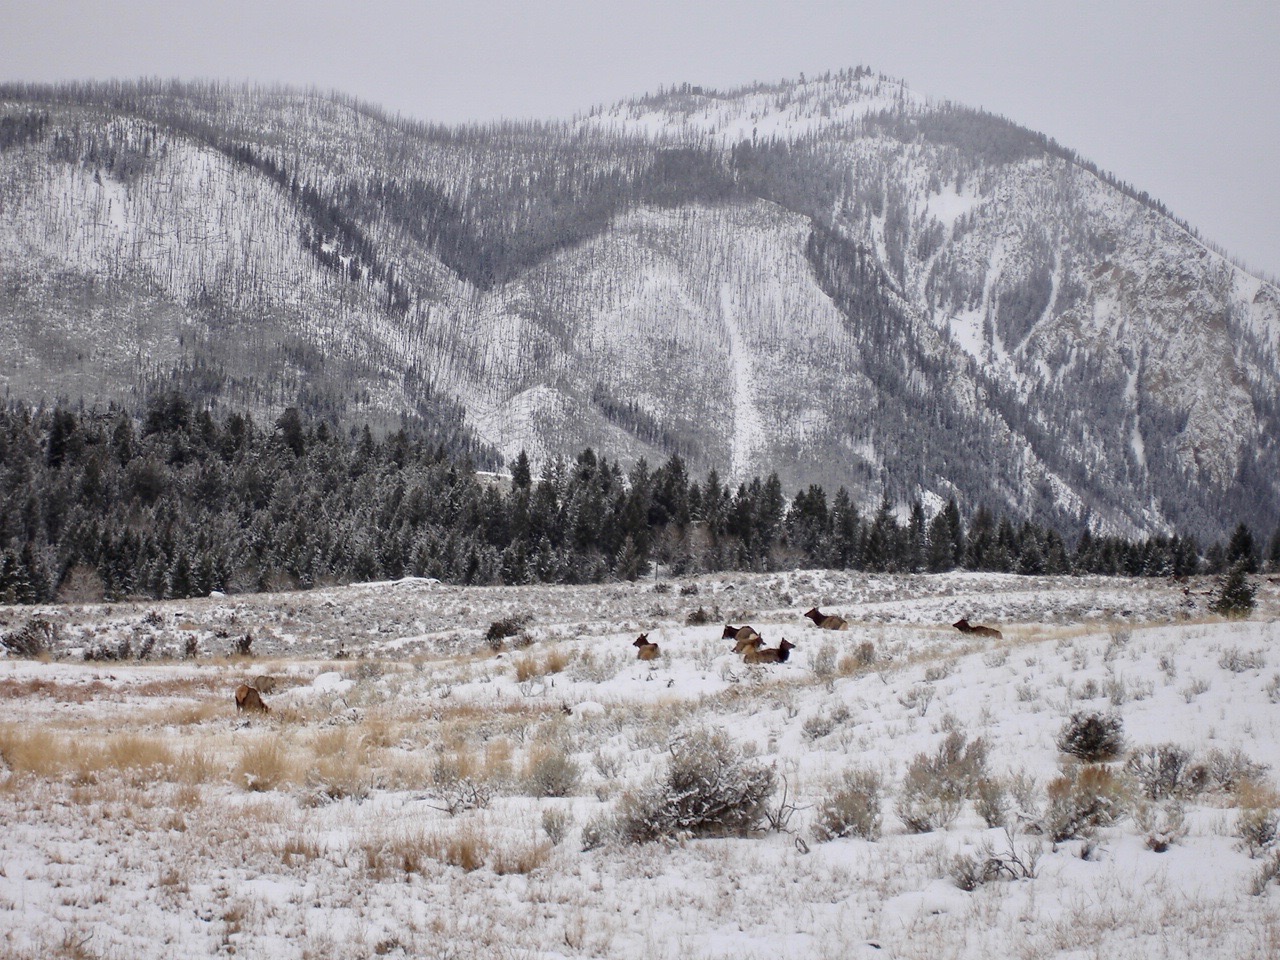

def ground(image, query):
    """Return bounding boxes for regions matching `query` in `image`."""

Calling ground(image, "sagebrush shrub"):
[684,606,715,626]
[613,729,775,842]
[1219,647,1266,673]
[1044,764,1127,842]
[801,705,851,742]
[895,732,989,833]
[541,807,572,846]
[1134,800,1187,852]
[522,744,581,798]
[1248,851,1280,896]
[1236,806,1278,858]
[975,777,1010,828]
[485,615,528,649]
[813,768,883,842]
[1202,747,1269,793]
[1125,744,1204,801]
[1056,711,1124,762]
[1,617,57,658]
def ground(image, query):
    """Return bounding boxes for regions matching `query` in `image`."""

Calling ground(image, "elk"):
[952,617,1002,639]
[723,624,763,653]
[252,674,277,695]
[804,607,848,630]
[745,638,795,664]
[234,683,269,714]
[633,634,661,660]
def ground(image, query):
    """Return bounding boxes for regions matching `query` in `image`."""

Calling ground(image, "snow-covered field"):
[2,572,1278,959]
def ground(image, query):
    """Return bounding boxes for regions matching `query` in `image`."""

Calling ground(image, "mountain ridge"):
[1,70,1277,540]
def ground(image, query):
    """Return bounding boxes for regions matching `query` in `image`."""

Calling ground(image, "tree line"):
[0,400,1275,605]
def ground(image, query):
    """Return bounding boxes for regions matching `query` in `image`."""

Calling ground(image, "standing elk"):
[804,607,848,630]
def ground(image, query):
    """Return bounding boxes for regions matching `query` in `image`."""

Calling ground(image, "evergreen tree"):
[830,487,861,569]
[1225,522,1259,574]
[511,449,532,490]
[1210,562,1256,618]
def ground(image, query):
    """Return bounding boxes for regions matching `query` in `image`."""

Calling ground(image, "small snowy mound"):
[568,701,606,721]
[309,671,354,694]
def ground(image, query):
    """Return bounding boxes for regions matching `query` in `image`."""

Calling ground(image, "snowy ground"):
[1,572,1279,959]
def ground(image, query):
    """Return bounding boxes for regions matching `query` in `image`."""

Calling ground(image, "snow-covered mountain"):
[1,71,1276,539]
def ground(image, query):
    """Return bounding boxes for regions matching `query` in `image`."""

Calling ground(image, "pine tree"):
[1210,562,1256,618]
[511,449,532,490]
[1225,522,1259,574]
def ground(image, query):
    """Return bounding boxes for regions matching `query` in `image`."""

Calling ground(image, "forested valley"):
[1,399,1275,605]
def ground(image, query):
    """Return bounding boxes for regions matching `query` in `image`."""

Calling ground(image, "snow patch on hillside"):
[925,181,982,230]
[720,283,767,483]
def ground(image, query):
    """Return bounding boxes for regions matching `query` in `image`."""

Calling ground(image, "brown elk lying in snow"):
[744,638,795,664]
[804,607,848,630]
[952,618,1002,639]
[235,683,270,714]
[633,634,661,660]
[723,624,764,653]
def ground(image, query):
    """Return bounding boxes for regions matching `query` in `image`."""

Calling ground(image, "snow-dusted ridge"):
[0,74,1278,538]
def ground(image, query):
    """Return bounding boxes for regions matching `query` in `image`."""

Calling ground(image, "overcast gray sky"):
[5,0,1278,277]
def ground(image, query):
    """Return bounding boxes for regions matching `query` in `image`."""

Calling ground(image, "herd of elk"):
[952,617,1003,639]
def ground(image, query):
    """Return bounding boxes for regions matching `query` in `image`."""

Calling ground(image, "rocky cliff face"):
[1,72,1276,538]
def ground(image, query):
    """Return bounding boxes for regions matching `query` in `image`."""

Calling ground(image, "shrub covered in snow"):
[522,744,582,798]
[1,616,58,658]
[813,767,883,841]
[613,729,775,842]
[1055,710,1125,762]
[1237,805,1279,859]
[1044,763,1128,842]
[1124,743,1204,801]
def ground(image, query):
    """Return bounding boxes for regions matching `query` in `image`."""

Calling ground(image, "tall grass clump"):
[236,736,294,792]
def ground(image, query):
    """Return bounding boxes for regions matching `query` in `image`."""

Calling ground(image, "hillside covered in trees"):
[1,72,1279,542]
[1,401,1274,605]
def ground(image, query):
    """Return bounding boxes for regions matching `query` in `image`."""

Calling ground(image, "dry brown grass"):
[428,827,489,872]
[305,728,375,800]
[172,747,221,785]
[235,735,296,792]
[0,677,113,704]
[491,839,552,875]
[513,648,573,682]
[0,725,62,777]
[279,833,324,865]
[1237,780,1280,811]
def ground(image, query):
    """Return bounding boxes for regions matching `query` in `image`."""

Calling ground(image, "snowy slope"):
[0,75,1278,537]
[2,573,1279,958]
